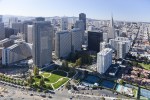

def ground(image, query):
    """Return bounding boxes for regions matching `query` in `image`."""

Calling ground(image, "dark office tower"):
[32,21,53,67]
[5,28,15,38]
[0,23,5,40]
[35,17,45,21]
[0,15,2,22]
[23,21,33,41]
[79,13,86,30]
[88,31,103,52]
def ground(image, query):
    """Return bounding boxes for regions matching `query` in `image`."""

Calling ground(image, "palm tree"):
[33,65,39,76]
[39,76,45,88]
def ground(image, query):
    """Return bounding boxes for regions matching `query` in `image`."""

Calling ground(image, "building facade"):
[9,17,18,28]
[0,38,14,59]
[0,15,2,22]
[88,31,103,52]
[12,22,23,34]
[108,16,115,39]
[79,13,86,30]
[5,28,15,38]
[103,32,108,43]
[0,23,5,40]
[61,17,68,30]
[100,42,109,51]
[2,43,32,65]
[109,37,131,59]
[75,20,85,43]
[27,25,33,43]
[71,28,82,52]
[116,42,126,59]
[55,30,71,58]
[32,21,53,67]
[23,21,33,42]
[97,48,112,74]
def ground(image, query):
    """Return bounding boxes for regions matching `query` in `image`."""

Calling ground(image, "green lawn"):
[41,72,50,77]
[32,70,71,90]
[53,78,69,89]
[47,73,64,83]
[34,76,41,82]
[139,63,150,70]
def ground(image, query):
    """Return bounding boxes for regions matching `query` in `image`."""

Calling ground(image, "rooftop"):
[98,48,112,55]
[0,38,10,44]
[57,30,70,34]
[7,44,18,50]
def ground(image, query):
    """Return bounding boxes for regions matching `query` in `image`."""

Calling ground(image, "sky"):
[0,0,150,22]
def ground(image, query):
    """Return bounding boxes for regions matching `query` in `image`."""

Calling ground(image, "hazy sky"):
[0,0,150,22]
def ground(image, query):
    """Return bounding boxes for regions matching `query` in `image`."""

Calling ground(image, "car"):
[30,94,33,96]
[114,92,118,95]
[10,98,13,100]
[0,95,4,97]
[40,94,46,98]
[48,91,55,94]
[48,96,52,98]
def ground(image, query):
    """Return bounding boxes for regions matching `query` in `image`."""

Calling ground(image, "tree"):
[148,74,150,79]
[39,76,45,87]
[119,79,124,85]
[75,58,82,66]
[33,66,39,76]
[62,60,66,68]
[65,61,68,68]
[27,76,34,85]
[88,56,93,65]
[65,82,71,90]
[62,60,68,68]
[101,97,105,100]
[143,57,148,64]
[132,61,138,67]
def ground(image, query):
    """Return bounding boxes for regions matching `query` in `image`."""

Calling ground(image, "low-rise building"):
[2,42,32,65]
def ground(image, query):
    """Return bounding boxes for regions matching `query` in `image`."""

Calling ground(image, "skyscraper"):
[35,17,45,21]
[75,20,84,31]
[0,23,5,40]
[5,28,15,38]
[103,33,108,43]
[9,17,18,28]
[97,48,112,74]
[116,42,126,59]
[71,28,82,52]
[109,37,131,56]
[32,21,53,67]
[27,25,33,43]
[75,20,85,43]
[88,31,103,52]
[61,17,68,30]
[0,15,2,22]
[12,22,23,34]
[23,21,33,42]
[55,30,71,58]
[79,13,86,30]
[109,16,115,39]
